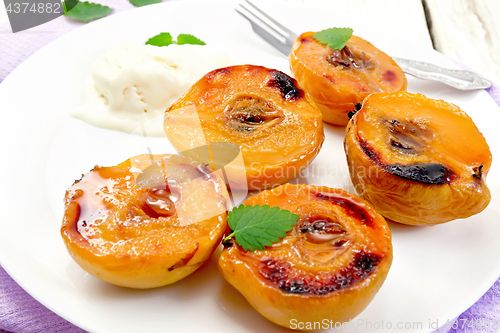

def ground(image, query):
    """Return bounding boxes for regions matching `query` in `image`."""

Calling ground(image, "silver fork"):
[235,0,492,90]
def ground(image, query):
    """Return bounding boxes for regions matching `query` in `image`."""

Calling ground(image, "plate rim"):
[0,1,499,332]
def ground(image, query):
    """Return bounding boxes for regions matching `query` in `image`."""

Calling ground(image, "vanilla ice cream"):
[71,41,236,136]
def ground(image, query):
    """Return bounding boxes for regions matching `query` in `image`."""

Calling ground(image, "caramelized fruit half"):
[61,154,228,288]
[345,92,492,225]
[290,32,407,126]
[218,184,392,329]
[165,65,324,190]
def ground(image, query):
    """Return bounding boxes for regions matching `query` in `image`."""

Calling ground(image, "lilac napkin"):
[0,1,499,332]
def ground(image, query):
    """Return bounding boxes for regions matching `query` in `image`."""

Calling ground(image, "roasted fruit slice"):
[61,154,228,288]
[165,65,324,190]
[345,91,492,225]
[290,32,407,126]
[219,184,392,329]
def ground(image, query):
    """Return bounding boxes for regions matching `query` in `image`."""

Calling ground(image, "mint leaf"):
[146,33,173,47]
[129,0,161,7]
[225,204,299,252]
[64,1,112,23]
[62,0,79,13]
[146,33,206,47]
[313,27,353,50]
[176,34,206,45]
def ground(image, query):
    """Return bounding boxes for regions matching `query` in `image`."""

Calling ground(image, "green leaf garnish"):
[146,33,206,47]
[146,32,174,47]
[313,27,353,50]
[62,0,79,13]
[64,1,112,23]
[224,204,299,252]
[128,0,161,7]
[176,34,206,45]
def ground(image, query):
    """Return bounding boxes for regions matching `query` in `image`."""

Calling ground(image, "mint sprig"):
[146,33,206,47]
[62,0,78,13]
[176,34,206,45]
[313,27,353,50]
[146,32,173,47]
[129,0,161,7]
[64,1,112,23]
[224,204,299,252]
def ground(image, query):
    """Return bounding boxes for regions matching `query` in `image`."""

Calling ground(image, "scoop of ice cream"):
[72,41,236,136]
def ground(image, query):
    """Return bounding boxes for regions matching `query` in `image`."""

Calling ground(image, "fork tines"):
[235,0,297,56]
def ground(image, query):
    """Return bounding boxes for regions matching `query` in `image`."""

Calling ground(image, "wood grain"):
[425,0,500,84]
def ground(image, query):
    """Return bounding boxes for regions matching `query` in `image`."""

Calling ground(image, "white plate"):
[1,1,500,332]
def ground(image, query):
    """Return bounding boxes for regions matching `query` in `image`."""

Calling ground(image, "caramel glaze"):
[63,165,130,245]
[61,154,231,288]
[313,191,374,227]
[354,92,491,187]
[166,64,324,191]
[62,157,220,252]
[225,185,391,297]
[259,251,382,295]
[64,164,179,245]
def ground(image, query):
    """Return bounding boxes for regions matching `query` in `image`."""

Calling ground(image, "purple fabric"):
[448,279,500,333]
[0,1,499,332]
[487,84,500,107]
[0,267,86,333]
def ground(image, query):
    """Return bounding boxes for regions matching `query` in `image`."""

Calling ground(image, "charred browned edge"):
[357,137,452,185]
[258,251,382,295]
[205,65,304,102]
[205,67,232,80]
[168,242,199,271]
[222,238,234,248]
[313,191,374,227]
[386,163,452,184]
[473,164,483,180]
[267,70,304,102]
[323,74,335,84]
[358,137,383,165]
[348,103,363,120]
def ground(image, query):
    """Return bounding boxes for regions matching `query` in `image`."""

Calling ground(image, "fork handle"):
[392,57,492,90]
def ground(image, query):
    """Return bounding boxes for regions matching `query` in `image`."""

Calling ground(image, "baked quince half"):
[345,91,492,225]
[165,65,324,190]
[290,31,407,126]
[219,184,392,330]
[61,154,228,288]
